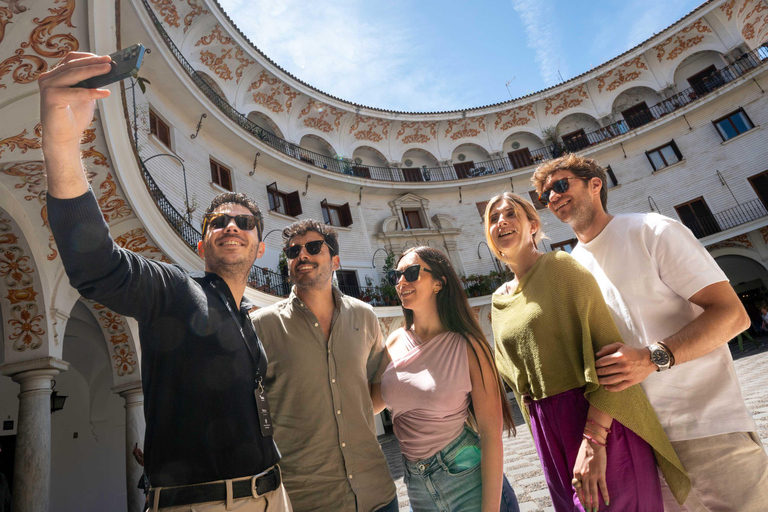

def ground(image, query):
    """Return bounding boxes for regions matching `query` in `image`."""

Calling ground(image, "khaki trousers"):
[661,432,768,512]
[152,471,293,512]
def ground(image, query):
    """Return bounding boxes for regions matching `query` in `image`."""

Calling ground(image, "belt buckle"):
[250,466,273,498]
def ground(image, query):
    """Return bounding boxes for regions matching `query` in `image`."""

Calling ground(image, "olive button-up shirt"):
[251,286,395,512]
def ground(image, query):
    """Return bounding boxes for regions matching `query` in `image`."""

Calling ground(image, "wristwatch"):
[648,343,673,372]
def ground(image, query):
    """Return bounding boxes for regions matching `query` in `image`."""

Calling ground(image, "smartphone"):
[72,44,146,89]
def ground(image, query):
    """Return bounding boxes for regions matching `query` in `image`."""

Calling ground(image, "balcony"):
[142,0,768,183]
[682,199,768,239]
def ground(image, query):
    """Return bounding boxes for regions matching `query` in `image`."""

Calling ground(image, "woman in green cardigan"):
[484,192,688,512]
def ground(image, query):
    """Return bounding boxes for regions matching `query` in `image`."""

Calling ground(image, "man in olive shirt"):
[252,220,397,512]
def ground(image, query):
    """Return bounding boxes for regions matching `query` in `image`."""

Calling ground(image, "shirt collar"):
[289,285,343,311]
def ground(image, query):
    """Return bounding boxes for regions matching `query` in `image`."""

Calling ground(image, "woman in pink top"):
[372,247,519,512]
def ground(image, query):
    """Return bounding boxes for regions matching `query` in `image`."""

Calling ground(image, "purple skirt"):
[525,387,662,512]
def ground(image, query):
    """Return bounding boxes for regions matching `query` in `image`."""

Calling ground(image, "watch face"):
[651,348,671,367]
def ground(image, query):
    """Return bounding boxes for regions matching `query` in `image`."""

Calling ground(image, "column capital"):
[1,358,69,389]
[112,381,144,406]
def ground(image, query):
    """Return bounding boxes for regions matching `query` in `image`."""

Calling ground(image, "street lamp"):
[141,153,192,223]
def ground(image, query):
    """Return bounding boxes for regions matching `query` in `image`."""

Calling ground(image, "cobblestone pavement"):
[379,342,768,512]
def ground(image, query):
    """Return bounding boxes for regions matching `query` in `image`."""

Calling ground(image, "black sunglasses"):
[539,177,588,206]
[388,264,436,286]
[202,213,259,237]
[284,240,334,259]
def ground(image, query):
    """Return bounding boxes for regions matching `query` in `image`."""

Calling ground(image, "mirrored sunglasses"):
[388,264,436,286]
[284,239,333,259]
[539,177,588,206]
[202,213,258,236]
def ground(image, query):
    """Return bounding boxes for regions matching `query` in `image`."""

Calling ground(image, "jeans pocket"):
[440,444,482,477]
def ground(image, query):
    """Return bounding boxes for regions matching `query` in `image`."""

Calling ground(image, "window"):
[528,191,547,211]
[336,270,360,298]
[713,109,754,141]
[748,170,768,210]
[646,141,682,171]
[210,159,232,191]
[621,102,653,129]
[453,161,475,179]
[266,182,302,217]
[402,168,424,182]
[551,238,578,253]
[674,197,721,239]
[476,201,489,218]
[321,199,353,227]
[402,209,424,229]
[507,148,533,170]
[562,129,589,152]
[605,166,619,188]
[687,65,717,95]
[149,109,171,148]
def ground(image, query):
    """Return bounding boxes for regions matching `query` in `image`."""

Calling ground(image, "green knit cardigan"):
[492,251,690,505]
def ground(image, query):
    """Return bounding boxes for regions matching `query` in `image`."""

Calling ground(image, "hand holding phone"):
[71,44,146,89]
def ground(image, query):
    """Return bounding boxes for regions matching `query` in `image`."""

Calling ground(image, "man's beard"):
[565,198,598,234]
[204,239,257,282]
[290,259,333,291]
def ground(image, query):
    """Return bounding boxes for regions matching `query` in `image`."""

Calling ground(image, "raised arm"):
[39,52,113,198]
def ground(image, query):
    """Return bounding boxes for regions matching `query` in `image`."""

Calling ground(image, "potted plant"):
[542,126,564,158]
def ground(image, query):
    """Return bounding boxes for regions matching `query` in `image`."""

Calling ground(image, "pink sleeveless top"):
[380,328,472,461]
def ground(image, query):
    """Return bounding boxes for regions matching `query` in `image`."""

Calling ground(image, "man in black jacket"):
[39,52,292,511]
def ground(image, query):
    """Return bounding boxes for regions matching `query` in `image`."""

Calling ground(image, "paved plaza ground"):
[379,341,768,511]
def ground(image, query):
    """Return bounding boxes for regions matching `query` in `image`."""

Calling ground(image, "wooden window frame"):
[748,170,768,210]
[562,128,589,151]
[605,165,619,188]
[476,201,489,218]
[321,199,353,227]
[621,101,652,129]
[453,161,475,180]
[551,238,578,253]
[402,208,425,229]
[149,109,171,149]
[646,140,683,171]
[266,182,303,217]
[674,196,720,238]
[507,148,533,170]
[712,108,754,141]
[210,159,233,191]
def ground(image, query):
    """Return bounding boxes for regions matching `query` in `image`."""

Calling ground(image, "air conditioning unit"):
[457,153,466,161]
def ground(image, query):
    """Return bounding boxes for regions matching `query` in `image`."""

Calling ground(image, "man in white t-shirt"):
[531,153,768,511]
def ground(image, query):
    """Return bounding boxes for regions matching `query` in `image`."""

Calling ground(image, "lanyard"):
[209,281,268,389]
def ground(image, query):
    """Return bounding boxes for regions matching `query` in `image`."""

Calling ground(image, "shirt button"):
[337,410,341,415]
[348,474,353,479]
[328,349,331,354]
[342,442,346,447]
[314,322,319,327]
[332,379,336,383]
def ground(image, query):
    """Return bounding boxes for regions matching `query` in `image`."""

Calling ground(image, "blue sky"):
[218,0,704,112]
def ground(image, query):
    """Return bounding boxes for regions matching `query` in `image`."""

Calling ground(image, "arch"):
[246,111,285,139]
[669,49,728,91]
[450,142,490,163]
[352,146,388,167]
[610,86,665,115]
[501,131,545,153]
[299,134,336,158]
[195,70,230,104]
[0,203,51,363]
[400,148,439,168]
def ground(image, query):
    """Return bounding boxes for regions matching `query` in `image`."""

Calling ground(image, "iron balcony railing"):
[139,159,289,296]
[682,198,768,239]
[142,0,768,182]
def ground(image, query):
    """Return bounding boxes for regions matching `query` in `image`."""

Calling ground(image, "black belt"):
[150,467,280,509]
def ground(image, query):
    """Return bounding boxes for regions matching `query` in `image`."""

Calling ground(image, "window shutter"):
[286,190,302,217]
[321,199,330,224]
[476,201,488,217]
[149,110,157,136]
[340,202,353,227]
[158,122,170,147]
[210,160,219,183]
[220,167,232,191]
[670,140,683,160]
[267,182,280,211]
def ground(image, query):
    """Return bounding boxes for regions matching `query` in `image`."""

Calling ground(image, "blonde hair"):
[483,192,544,261]
[531,153,609,212]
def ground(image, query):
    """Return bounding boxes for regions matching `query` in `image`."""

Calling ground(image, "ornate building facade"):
[0,0,767,510]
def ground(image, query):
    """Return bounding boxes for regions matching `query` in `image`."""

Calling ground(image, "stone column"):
[114,381,145,512]
[1,358,68,512]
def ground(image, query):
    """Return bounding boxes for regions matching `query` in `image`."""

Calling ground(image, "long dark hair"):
[399,246,515,434]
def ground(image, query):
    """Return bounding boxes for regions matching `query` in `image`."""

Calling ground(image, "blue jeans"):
[403,427,519,512]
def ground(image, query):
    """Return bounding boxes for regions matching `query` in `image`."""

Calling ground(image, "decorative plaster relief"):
[544,85,589,116]
[740,1,768,43]
[246,70,299,114]
[200,48,233,81]
[708,233,754,250]
[114,228,172,263]
[0,212,45,352]
[0,0,78,89]
[0,124,41,157]
[195,24,254,83]
[395,122,438,144]
[298,99,346,133]
[444,117,486,141]
[182,0,208,34]
[97,173,132,221]
[195,23,233,47]
[148,0,180,28]
[88,302,137,377]
[720,0,736,20]
[348,115,390,143]
[494,104,536,130]
[652,19,713,62]
[760,226,768,244]
[596,56,649,93]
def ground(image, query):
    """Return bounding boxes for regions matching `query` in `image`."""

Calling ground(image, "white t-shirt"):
[570,213,756,441]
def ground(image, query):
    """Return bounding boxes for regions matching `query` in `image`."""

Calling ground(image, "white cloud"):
[217,0,474,111]
[510,0,567,86]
